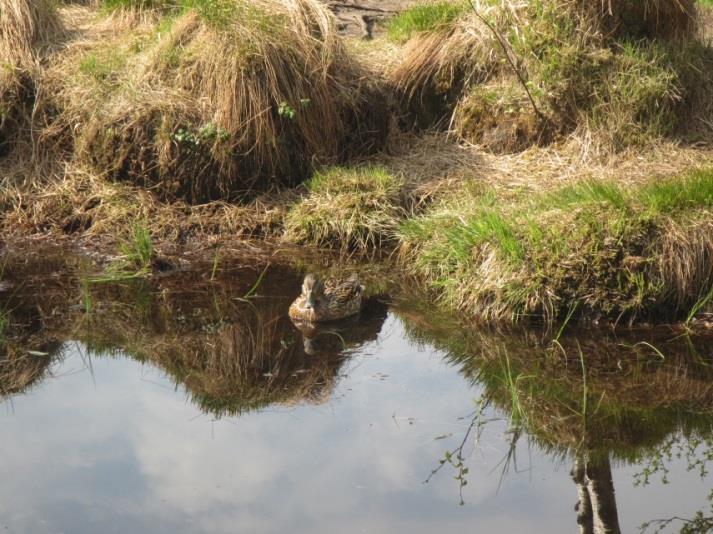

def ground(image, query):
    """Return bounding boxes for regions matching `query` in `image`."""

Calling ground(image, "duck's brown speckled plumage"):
[289,274,364,322]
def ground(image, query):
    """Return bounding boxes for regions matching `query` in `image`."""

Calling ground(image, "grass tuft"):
[391,0,712,151]
[91,222,155,281]
[39,0,388,203]
[284,166,405,254]
[0,0,61,155]
[545,180,630,212]
[399,168,713,322]
[387,0,468,43]
[640,168,713,213]
[120,222,154,271]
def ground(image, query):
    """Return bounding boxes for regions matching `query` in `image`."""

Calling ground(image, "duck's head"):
[302,274,324,310]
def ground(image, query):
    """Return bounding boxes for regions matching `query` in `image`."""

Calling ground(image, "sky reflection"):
[0,316,711,534]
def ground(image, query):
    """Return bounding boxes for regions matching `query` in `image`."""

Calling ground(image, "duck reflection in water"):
[291,298,388,357]
[289,273,384,356]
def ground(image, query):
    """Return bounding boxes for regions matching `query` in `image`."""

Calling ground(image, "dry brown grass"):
[389,3,500,129]
[655,217,713,313]
[0,0,60,62]
[375,131,713,199]
[36,0,388,202]
[590,0,697,39]
[345,35,405,76]
[0,166,294,242]
[0,0,61,156]
[4,112,712,258]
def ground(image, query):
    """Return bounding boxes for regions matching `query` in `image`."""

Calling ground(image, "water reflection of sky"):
[0,314,710,533]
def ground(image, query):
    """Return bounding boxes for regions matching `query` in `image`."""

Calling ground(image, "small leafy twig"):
[424,396,491,505]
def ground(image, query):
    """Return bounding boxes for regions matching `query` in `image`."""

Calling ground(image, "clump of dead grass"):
[390,0,712,152]
[0,166,292,241]
[284,166,406,254]
[0,0,60,64]
[40,0,388,202]
[0,0,61,156]
[587,0,697,40]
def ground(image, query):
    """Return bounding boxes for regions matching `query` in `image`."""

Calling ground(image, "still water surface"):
[0,257,711,533]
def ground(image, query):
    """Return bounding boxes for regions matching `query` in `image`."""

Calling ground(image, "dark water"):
[1,251,712,533]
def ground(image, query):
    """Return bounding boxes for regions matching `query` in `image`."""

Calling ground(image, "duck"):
[289,273,364,323]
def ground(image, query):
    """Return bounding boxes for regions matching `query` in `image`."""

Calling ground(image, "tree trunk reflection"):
[572,456,621,534]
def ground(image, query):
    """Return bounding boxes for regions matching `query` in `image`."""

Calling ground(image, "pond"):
[0,249,712,533]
